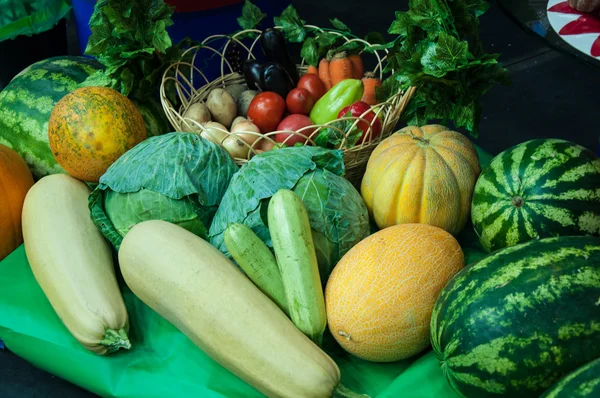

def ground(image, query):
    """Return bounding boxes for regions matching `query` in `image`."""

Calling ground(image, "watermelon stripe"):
[432,236,600,397]
[472,139,600,252]
[541,357,600,398]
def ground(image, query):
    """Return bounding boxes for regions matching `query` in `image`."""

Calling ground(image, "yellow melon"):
[361,125,481,235]
[48,86,147,182]
[324,223,464,362]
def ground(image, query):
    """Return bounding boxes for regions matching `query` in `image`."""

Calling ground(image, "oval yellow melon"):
[48,86,147,182]
[0,144,34,260]
[324,223,464,362]
[361,125,481,235]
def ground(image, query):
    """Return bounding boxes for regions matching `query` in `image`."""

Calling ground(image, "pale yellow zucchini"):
[267,189,327,346]
[118,220,342,398]
[21,174,130,355]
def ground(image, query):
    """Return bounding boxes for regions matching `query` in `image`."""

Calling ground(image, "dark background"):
[0,0,598,396]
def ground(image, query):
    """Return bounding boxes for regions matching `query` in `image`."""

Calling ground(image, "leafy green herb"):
[274,5,306,42]
[82,0,195,105]
[237,0,266,30]
[330,18,350,32]
[301,38,319,67]
[380,0,510,137]
[314,118,362,149]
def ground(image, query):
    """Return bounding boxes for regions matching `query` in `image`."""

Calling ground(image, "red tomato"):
[247,92,286,133]
[276,114,315,146]
[338,101,382,144]
[286,88,314,115]
[297,74,326,102]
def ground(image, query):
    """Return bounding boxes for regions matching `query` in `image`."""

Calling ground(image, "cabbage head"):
[208,146,370,283]
[89,132,238,250]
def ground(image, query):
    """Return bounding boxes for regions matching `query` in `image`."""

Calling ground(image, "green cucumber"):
[224,223,289,315]
[268,189,326,346]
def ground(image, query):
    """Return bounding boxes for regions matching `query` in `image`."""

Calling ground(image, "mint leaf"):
[364,32,386,44]
[314,119,362,149]
[79,71,116,89]
[408,0,449,33]
[330,18,350,32]
[334,41,362,53]
[274,5,306,42]
[301,38,319,66]
[363,41,396,53]
[388,12,412,36]
[237,0,266,30]
[421,32,469,77]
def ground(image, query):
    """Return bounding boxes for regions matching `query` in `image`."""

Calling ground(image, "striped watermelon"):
[431,236,600,398]
[471,139,600,252]
[0,56,103,178]
[540,357,600,398]
[0,56,170,179]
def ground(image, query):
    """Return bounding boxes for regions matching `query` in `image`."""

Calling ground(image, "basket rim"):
[158,23,417,168]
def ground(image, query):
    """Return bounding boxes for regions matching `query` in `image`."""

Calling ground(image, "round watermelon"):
[541,357,600,398]
[0,56,103,178]
[431,235,600,398]
[0,56,170,179]
[472,139,600,252]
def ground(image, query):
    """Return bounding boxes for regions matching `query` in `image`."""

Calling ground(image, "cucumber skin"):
[224,223,289,315]
[268,189,326,346]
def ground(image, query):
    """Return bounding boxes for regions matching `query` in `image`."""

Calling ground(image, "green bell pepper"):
[309,79,364,125]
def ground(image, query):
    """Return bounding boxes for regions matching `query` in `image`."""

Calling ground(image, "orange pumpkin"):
[0,145,34,260]
[48,86,147,182]
[324,223,464,362]
[361,125,481,235]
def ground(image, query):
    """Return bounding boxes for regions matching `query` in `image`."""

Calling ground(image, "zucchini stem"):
[101,328,132,353]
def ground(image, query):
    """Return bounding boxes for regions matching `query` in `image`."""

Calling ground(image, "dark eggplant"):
[259,28,299,85]
[243,60,264,91]
[261,62,295,99]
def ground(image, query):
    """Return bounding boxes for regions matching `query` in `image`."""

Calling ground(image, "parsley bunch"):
[379,0,510,137]
[81,0,194,104]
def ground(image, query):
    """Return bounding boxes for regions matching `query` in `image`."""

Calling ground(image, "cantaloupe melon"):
[324,223,464,362]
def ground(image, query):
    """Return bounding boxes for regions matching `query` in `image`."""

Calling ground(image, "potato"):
[206,88,237,128]
[183,102,211,125]
[237,90,258,117]
[201,122,228,145]
[224,84,247,101]
[223,135,249,159]
[231,116,248,128]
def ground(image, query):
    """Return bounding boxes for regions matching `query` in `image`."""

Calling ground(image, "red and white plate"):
[547,0,600,59]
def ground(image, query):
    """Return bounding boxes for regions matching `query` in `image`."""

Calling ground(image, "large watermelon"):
[471,139,600,252]
[431,235,600,398]
[540,357,600,398]
[0,56,171,179]
[0,56,102,178]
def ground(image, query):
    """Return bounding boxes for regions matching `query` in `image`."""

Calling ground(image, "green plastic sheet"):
[0,146,493,398]
[0,0,71,42]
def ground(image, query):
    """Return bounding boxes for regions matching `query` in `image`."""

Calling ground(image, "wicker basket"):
[160,25,415,187]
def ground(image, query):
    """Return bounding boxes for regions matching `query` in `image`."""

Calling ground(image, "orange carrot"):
[318,58,332,90]
[329,52,354,87]
[361,72,382,105]
[307,65,318,75]
[348,54,363,80]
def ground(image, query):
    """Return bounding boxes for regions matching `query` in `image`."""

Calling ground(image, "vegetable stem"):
[101,328,132,353]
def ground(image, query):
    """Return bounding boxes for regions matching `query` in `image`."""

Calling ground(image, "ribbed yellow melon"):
[324,223,464,362]
[361,125,481,235]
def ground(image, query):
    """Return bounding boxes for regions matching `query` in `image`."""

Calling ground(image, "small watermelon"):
[0,56,102,178]
[472,139,600,252]
[431,235,600,398]
[540,358,600,398]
